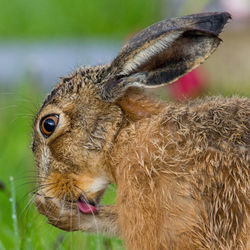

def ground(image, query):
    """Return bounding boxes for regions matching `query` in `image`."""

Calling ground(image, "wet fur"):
[33,12,249,250]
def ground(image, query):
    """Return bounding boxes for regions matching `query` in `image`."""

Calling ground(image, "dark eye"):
[40,114,59,137]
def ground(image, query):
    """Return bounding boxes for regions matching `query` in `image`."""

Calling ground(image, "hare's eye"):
[40,115,59,137]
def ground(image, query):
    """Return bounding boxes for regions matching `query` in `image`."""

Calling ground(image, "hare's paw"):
[34,194,93,232]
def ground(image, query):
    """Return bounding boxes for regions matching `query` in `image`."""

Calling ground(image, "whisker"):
[15,187,40,204]
[0,91,16,96]
[37,184,58,196]
[69,190,74,250]
[52,191,66,227]
[69,189,74,233]
[21,193,36,221]
[12,176,57,190]
[0,105,18,111]
[16,181,60,206]
[15,181,38,189]
[77,201,81,233]
[73,184,102,250]
[14,175,48,180]
[17,182,58,200]
[84,198,101,250]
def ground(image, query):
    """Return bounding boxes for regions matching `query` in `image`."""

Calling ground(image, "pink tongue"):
[77,200,98,214]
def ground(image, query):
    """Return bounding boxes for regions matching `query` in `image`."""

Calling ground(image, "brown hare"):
[33,12,250,250]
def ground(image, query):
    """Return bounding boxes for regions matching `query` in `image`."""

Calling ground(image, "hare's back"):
[162,96,250,151]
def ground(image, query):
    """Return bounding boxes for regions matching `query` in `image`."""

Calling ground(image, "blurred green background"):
[0,0,160,38]
[0,0,249,249]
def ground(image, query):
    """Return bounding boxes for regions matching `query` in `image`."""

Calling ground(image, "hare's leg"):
[116,174,164,250]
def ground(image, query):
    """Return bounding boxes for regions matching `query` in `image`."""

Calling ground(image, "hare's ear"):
[102,12,231,101]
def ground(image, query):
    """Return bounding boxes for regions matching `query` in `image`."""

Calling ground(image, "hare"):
[33,12,250,250]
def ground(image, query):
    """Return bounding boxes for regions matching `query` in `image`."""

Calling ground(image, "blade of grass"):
[0,239,6,250]
[10,176,20,250]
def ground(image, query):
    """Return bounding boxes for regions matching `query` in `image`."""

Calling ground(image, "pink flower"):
[167,68,208,101]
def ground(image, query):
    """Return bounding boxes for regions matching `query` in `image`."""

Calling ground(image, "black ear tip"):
[213,11,232,32]
[224,12,232,19]
[196,11,232,35]
[218,11,232,23]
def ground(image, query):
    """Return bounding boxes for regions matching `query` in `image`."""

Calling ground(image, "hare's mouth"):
[77,195,98,214]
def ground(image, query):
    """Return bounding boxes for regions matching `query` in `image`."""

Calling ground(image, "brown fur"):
[33,12,249,250]
[111,94,249,249]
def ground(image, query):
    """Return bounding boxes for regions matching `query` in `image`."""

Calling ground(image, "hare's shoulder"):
[159,96,250,151]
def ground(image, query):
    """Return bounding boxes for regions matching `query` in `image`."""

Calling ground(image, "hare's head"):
[33,12,230,214]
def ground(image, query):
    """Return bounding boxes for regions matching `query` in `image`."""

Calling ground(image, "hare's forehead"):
[42,71,105,108]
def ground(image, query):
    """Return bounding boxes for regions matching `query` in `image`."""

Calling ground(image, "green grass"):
[0,82,123,250]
